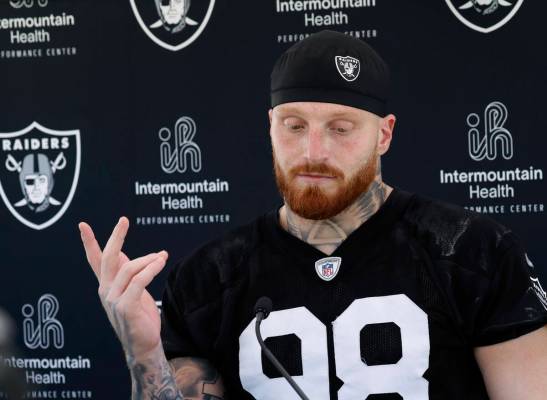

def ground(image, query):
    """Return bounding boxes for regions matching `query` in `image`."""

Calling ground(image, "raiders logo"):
[335,56,360,82]
[0,122,81,230]
[445,0,524,33]
[130,0,215,51]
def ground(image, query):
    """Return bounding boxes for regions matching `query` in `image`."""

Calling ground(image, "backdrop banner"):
[0,1,545,398]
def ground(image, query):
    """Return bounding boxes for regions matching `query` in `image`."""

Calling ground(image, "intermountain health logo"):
[438,100,544,215]
[274,0,379,44]
[133,115,232,226]
[0,122,81,230]
[10,0,48,8]
[445,0,524,33]
[8,293,95,391]
[130,0,215,51]
[0,0,78,59]
[159,116,202,174]
[467,101,513,161]
[22,293,64,350]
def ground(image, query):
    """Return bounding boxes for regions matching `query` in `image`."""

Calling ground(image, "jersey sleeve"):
[160,254,223,361]
[471,233,547,346]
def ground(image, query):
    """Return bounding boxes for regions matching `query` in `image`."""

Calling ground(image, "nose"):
[306,128,328,163]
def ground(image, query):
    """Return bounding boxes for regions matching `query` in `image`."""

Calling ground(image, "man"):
[79,30,547,399]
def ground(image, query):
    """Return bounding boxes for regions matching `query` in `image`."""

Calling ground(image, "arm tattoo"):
[106,304,184,400]
[107,302,224,399]
[129,355,225,400]
[170,358,225,400]
[130,358,183,400]
[285,158,390,255]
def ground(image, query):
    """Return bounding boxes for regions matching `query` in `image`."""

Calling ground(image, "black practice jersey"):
[161,189,547,400]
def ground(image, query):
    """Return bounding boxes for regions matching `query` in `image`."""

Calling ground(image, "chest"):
[211,246,486,399]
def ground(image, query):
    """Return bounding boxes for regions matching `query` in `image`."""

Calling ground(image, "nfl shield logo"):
[335,56,360,82]
[130,0,215,51]
[315,257,342,281]
[322,263,334,277]
[0,122,81,230]
[445,0,524,33]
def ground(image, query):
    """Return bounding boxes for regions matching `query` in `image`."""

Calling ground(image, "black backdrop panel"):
[0,1,545,398]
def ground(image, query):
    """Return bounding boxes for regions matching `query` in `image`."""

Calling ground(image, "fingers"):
[101,217,130,284]
[122,253,168,304]
[107,251,168,299]
[78,222,102,278]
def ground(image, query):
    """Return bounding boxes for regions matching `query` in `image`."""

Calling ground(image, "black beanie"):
[270,30,390,117]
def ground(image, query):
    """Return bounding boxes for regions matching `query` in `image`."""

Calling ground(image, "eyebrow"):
[276,107,358,120]
[275,106,304,116]
[329,112,358,120]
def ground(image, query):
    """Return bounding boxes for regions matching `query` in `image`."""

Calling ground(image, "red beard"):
[274,151,378,220]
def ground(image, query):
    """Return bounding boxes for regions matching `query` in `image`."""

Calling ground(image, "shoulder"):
[396,193,547,345]
[400,192,516,268]
[165,212,270,311]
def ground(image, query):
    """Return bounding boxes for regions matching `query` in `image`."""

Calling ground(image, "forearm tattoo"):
[285,159,390,255]
[170,358,225,400]
[130,358,183,400]
[128,355,225,400]
[107,302,224,400]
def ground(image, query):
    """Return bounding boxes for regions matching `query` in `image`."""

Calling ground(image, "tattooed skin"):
[170,358,225,400]
[129,357,182,400]
[281,162,391,255]
[127,348,225,400]
[106,301,224,400]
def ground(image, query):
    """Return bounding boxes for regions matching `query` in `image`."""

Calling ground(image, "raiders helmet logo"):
[130,0,215,51]
[445,0,524,33]
[335,56,360,82]
[0,122,81,230]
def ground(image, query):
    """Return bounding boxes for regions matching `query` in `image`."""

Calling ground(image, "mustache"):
[289,162,344,179]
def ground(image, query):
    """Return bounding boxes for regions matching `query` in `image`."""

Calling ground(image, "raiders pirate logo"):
[445,0,524,33]
[315,257,342,281]
[130,0,215,51]
[0,122,81,230]
[335,56,360,82]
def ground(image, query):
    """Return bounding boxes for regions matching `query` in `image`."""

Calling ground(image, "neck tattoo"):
[282,167,391,256]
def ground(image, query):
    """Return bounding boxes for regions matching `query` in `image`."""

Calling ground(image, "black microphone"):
[253,297,310,400]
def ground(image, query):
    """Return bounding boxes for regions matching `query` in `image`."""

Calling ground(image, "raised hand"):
[79,217,168,361]
[79,218,225,400]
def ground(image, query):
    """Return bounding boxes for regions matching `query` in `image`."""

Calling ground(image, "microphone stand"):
[255,311,310,400]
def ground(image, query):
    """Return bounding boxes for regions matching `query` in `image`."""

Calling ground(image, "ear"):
[268,109,274,139]
[377,114,396,156]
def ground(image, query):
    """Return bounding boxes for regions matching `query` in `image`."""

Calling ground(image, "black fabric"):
[270,30,390,117]
[161,188,547,400]
[360,322,402,366]
[262,334,303,378]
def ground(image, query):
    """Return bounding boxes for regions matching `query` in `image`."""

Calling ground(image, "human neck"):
[279,176,392,256]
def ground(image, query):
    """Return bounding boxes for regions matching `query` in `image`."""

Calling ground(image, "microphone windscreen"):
[254,296,273,318]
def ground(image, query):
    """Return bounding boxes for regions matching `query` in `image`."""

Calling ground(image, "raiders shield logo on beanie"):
[335,56,360,82]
